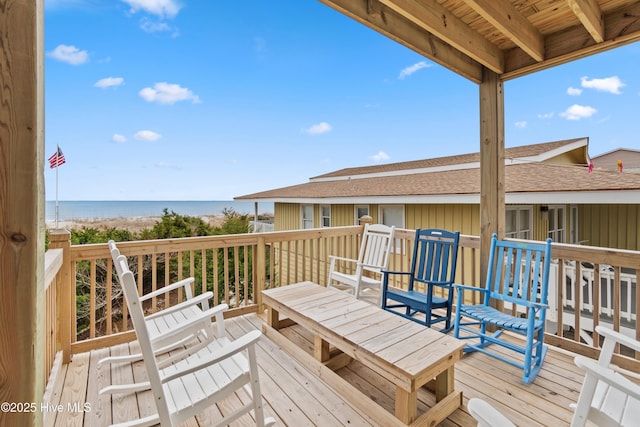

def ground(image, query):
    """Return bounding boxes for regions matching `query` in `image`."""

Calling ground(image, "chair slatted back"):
[409,229,459,291]
[485,235,552,309]
[358,223,395,273]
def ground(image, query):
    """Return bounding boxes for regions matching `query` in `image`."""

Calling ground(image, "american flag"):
[48,146,66,169]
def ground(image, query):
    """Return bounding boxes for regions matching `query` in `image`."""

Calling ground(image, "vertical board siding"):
[581,204,640,251]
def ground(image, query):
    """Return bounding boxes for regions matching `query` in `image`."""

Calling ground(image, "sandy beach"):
[46,214,226,234]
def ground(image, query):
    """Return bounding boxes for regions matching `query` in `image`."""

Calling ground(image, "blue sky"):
[44,0,640,201]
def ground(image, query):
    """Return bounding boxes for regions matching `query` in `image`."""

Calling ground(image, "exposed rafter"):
[463,0,544,62]
[380,0,504,74]
[567,0,605,43]
[319,0,640,82]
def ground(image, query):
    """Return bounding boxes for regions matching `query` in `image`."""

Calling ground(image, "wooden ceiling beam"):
[503,2,640,80]
[566,0,605,43]
[319,0,484,83]
[379,0,504,74]
[463,0,544,62]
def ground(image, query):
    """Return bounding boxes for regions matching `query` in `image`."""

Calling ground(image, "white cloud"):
[581,76,625,94]
[139,82,201,104]
[560,104,597,120]
[112,134,127,143]
[514,121,527,128]
[46,44,88,65]
[134,130,162,141]
[303,122,332,135]
[537,112,554,119]
[94,77,124,88]
[567,87,582,96]
[140,17,172,33]
[371,151,390,163]
[398,61,431,80]
[121,0,182,19]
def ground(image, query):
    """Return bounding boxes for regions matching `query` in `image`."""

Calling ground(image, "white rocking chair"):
[110,252,275,427]
[571,325,640,427]
[99,240,227,395]
[327,223,395,305]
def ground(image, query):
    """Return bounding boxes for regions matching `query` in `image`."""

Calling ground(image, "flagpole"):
[55,145,59,229]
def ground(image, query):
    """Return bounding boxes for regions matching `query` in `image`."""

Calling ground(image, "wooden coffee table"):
[261,281,465,426]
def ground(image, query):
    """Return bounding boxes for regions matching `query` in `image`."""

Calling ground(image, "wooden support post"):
[479,68,505,290]
[255,235,266,313]
[0,1,45,425]
[48,230,72,364]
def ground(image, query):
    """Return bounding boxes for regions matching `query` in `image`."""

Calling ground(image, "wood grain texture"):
[0,1,45,425]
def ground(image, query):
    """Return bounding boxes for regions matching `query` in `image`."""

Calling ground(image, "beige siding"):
[330,204,356,226]
[274,203,300,231]
[405,204,480,236]
[580,204,640,251]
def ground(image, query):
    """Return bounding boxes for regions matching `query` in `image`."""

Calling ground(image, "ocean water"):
[45,200,274,222]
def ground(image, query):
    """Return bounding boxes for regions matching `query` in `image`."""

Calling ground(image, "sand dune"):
[46,215,225,233]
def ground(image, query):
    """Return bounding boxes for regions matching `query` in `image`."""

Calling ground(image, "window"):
[301,204,314,229]
[321,205,331,227]
[355,205,369,225]
[379,205,404,228]
[548,205,566,243]
[570,205,579,244]
[505,206,532,239]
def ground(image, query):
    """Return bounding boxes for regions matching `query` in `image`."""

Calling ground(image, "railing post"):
[359,215,372,227]
[256,235,266,313]
[48,230,72,363]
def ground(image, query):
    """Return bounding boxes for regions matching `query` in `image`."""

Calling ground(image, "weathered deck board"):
[53,313,582,427]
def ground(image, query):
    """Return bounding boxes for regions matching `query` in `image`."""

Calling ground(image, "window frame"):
[505,205,533,239]
[301,204,314,229]
[320,204,331,228]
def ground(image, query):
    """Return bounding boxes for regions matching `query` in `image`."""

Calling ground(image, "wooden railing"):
[45,226,640,376]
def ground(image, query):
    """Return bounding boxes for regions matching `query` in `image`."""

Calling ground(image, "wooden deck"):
[47,313,584,427]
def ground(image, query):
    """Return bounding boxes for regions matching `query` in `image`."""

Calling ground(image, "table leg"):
[314,335,330,362]
[435,366,455,401]
[266,306,280,330]
[395,386,417,424]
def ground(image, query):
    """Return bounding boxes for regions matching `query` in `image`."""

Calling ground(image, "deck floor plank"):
[237,313,373,426]
[53,313,583,427]
[83,347,112,427]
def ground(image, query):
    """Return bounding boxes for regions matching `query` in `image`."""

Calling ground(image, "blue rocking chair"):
[453,234,553,384]
[381,229,460,332]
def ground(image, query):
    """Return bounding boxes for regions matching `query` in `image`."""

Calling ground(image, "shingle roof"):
[237,163,640,200]
[312,138,586,179]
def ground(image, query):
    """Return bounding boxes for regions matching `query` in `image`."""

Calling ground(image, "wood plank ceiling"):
[319,0,640,83]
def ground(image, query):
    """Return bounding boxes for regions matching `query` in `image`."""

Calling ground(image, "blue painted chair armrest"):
[381,270,411,276]
[453,284,489,293]
[528,301,549,310]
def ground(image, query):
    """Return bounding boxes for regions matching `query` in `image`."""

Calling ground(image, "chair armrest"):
[161,330,262,383]
[381,270,411,276]
[596,325,640,353]
[150,304,228,345]
[144,291,214,320]
[139,277,196,302]
[453,284,489,294]
[527,301,550,310]
[328,255,357,264]
[574,356,640,400]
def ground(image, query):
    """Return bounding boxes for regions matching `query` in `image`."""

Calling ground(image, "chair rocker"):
[99,241,227,395]
[328,223,395,305]
[453,234,553,384]
[381,228,460,332]
[571,325,640,426]
[467,398,516,427]
[110,253,275,427]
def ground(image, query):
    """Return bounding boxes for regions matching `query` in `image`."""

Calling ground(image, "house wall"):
[592,150,640,171]
[580,204,640,251]
[274,203,300,231]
